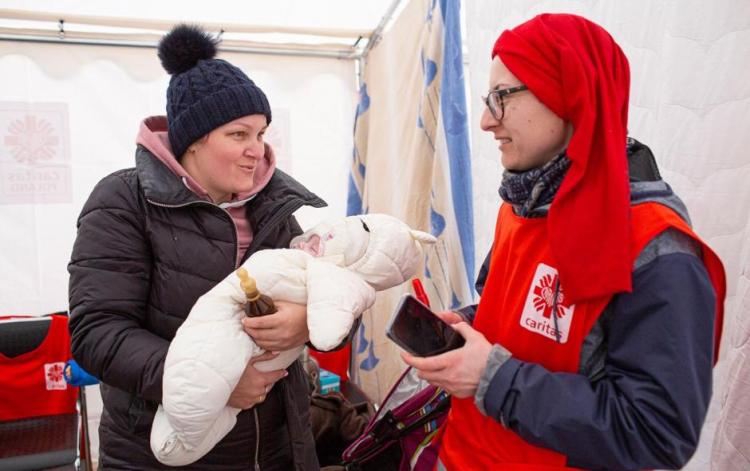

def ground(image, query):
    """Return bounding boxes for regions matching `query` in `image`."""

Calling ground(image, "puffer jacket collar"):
[135,145,325,211]
[136,145,200,206]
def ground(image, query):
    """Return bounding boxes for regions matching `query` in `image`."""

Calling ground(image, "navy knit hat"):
[158,24,272,158]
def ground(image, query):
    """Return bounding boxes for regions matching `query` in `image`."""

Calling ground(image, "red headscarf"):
[493,13,631,303]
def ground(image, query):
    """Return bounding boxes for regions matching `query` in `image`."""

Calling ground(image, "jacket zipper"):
[253,408,261,471]
[148,196,311,470]
[147,198,244,267]
[149,197,313,266]
[243,199,307,260]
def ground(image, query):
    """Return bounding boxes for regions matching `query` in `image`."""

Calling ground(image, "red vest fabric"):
[0,315,78,421]
[439,202,725,470]
[309,344,351,381]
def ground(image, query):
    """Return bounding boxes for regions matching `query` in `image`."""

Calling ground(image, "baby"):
[150,213,436,465]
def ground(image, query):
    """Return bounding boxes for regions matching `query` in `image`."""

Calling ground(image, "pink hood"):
[136,116,276,203]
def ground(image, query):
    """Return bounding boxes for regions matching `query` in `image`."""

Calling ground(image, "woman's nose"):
[245,140,263,158]
[480,106,499,131]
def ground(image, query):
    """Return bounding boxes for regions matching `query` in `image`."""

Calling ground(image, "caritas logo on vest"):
[520,263,575,343]
[45,362,68,390]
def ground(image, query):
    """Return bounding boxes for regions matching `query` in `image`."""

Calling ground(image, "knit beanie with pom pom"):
[158,24,272,158]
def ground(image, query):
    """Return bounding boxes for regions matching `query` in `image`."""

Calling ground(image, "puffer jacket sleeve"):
[68,171,168,402]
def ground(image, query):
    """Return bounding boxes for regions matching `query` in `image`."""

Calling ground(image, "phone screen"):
[387,294,465,356]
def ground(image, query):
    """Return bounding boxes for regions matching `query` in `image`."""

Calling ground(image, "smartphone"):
[386,294,465,357]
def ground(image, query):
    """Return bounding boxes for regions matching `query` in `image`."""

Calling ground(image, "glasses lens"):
[488,92,503,120]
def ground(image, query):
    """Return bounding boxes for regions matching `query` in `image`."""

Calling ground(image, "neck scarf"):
[499,153,571,217]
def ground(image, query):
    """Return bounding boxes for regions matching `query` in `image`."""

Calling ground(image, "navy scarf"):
[498,153,571,217]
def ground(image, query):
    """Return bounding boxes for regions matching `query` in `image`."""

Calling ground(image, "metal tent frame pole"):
[0,2,403,63]
[0,33,359,60]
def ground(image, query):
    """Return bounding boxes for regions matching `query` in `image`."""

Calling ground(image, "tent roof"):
[0,0,404,59]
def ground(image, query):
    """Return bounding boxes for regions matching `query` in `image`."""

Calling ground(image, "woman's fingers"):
[228,355,289,409]
[248,370,287,407]
[401,350,455,371]
[242,302,309,351]
[435,311,465,325]
[249,351,279,364]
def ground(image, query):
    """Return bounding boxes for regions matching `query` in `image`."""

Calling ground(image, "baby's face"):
[289,217,370,265]
[291,213,435,291]
[291,233,325,257]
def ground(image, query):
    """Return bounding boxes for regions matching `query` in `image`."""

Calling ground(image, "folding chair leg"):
[77,387,93,471]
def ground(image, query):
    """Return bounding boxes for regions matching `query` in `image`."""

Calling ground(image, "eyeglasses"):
[482,85,528,121]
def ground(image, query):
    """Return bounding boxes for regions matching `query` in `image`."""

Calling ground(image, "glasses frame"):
[482,85,528,121]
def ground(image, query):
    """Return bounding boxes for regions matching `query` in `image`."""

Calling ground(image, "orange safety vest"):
[439,202,725,470]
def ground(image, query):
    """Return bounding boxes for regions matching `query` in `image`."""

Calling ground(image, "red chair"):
[0,314,92,471]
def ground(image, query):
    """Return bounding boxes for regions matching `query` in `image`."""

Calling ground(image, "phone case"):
[386,294,465,357]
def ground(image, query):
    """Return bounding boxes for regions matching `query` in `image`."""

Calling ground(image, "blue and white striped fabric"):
[347,0,475,401]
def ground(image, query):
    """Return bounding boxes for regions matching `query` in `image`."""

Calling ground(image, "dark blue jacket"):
[461,142,717,470]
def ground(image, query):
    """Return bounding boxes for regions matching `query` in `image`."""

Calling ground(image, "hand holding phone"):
[386,294,465,357]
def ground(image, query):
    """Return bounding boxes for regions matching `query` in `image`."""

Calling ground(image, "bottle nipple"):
[236,267,260,302]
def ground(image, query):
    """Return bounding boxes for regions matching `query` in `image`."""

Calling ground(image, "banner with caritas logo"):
[0,102,71,204]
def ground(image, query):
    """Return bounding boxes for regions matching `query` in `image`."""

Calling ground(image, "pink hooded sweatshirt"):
[136,116,276,265]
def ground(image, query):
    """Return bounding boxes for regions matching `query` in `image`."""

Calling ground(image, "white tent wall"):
[0,41,356,311]
[0,39,356,463]
[3,0,748,467]
[465,0,750,469]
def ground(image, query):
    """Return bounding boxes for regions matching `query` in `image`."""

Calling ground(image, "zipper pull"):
[253,408,261,471]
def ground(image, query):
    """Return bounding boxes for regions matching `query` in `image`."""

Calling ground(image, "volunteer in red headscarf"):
[403,13,725,470]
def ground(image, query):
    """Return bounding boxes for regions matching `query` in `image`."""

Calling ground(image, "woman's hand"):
[401,322,492,398]
[434,310,465,325]
[228,352,287,409]
[241,301,309,351]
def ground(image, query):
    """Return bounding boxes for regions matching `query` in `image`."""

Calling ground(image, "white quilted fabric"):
[465,1,750,469]
[150,213,435,466]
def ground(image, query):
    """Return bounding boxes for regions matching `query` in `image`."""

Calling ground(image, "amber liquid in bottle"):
[236,268,277,317]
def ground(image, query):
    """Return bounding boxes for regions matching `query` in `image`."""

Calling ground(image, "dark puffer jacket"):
[68,146,326,470]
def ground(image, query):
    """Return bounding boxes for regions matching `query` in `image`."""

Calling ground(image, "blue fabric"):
[346,172,363,216]
[64,359,99,386]
[347,84,370,217]
[439,0,475,294]
[481,253,716,470]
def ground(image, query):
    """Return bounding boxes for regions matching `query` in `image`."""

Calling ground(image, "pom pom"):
[158,24,218,75]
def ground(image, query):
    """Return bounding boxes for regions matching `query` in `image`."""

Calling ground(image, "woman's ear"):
[192,135,209,151]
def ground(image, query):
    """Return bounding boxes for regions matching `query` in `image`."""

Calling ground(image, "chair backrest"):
[0,314,82,471]
[0,315,78,421]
